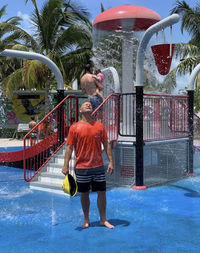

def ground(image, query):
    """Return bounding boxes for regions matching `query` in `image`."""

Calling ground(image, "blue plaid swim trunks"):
[75,166,106,192]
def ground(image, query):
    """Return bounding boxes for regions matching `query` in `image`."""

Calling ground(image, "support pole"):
[133,86,146,190]
[186,63,200,177]
[187,90,194,176]
[57,90,65,145]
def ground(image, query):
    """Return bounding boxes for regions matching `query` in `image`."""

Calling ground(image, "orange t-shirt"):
[66,121,108,169]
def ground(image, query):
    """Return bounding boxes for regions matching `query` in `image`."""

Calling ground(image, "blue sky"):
[0,0,198,43]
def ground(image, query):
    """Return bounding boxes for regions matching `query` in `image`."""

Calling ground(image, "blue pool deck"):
[1,165,200,253]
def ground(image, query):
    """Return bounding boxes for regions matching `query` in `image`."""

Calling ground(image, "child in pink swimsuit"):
[95,69,105,101]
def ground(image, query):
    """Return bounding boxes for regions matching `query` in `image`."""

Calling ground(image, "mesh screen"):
[194,147,200,169]
[144,138,189,187]
[104,142,135,188]
[104,139,189,188]
[194,114,200,147]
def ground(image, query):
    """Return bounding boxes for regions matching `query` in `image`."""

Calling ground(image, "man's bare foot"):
[100,220,114,229]
[81,221,90,229]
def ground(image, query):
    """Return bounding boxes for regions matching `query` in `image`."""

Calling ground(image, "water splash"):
[0,187,32,199]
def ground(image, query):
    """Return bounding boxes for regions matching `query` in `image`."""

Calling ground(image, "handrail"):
[115,92,189,140]
[143,94,189,141]
[91,93,119,143]
[144,93,189,98]
[23,94,78,182]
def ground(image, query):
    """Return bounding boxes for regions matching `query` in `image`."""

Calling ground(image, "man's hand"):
[62,167,69,176]
[62,144,73,176]
[103,141,114,175]
[107,162,114,175]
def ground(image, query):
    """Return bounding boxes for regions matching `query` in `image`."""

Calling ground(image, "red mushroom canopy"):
[93,5,161,31]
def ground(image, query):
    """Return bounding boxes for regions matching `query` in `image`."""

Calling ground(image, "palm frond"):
[11,43,30,51]
[63,0,90,25]
[0,23,40,52]
[189,36,200,47]
[60,48,93,82]
[100,3,105,12]
[53,23,92,53]
[2,69,24,98]
[171,1,200,36]
[170,0,191,15]
[174,43,199,59]
[0,5,7,19]
[181,9,200,37]
[22,60,49,89]
[175,56,200,75]
[4,16,22,26]
[31,0,65,53]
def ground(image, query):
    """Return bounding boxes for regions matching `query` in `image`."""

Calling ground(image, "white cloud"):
[17,11,33,35]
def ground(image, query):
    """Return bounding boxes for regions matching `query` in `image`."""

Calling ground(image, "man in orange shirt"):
[62,101,114,229]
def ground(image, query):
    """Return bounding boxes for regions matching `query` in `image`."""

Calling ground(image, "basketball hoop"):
[151,26,175,75]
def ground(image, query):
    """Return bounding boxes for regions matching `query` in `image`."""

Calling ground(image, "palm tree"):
[0,5,31,84]
[170,1,200,74]
[0,3,42,95]
[3,0,93,114]
[25,0,93,83]
[0,5,33,126]
[165,0,200,109]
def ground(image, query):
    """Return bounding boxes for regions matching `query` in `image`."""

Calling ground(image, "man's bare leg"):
[97,191,114,229]
[81,192,90,228]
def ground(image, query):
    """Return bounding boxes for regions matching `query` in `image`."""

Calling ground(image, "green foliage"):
[0,5,26,83]
[1,0,93,114]
[170,1,200,73]
[0,128,15,138]
[160,68,177,94]
[194,84,200,113]
[167,0,200,103]
[100,3,105,12]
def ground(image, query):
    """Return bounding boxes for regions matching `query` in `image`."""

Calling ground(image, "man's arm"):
[102,141,114,175]
[62,144,73,175]
[80,81,86,94]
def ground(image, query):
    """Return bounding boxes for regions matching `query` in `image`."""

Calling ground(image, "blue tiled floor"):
[1,166,200,253]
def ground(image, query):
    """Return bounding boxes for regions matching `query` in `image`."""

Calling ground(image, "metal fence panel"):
[144,138,189,187]
[104,142,135,188]
[143,94,189,141]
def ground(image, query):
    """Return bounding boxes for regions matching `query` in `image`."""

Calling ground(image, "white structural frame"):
[0,49,64,90]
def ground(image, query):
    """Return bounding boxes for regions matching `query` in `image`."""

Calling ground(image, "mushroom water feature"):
[93,6,180,189]
[93,5,162,138]
[93,5,161,93]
